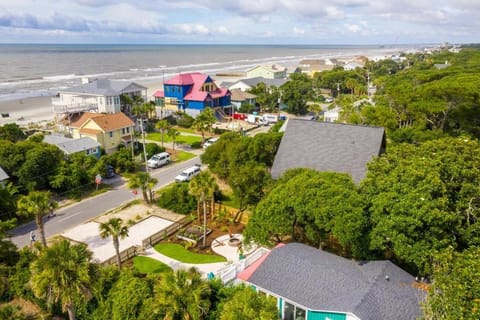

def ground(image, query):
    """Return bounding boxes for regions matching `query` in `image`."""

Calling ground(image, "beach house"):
[52,78,147,121]
[67,112,135,154]
[222,77,287,92]
[153,72,231,118]
[43,134,101,158]
[343,61,364,71]
[271,120,386,184]
[246,64,287,79]
[238,243,424,320]
[230,89,257,110]
[298,59,338,76]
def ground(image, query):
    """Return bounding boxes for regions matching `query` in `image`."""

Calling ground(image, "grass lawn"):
[147,132,202,145]
[174,150,196,162]
[175,127,197,134]
[133,256,172,274]
[154,243,227,264]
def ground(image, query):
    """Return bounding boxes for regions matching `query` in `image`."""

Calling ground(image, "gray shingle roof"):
[44,135,100,155]
[230,89,257,102]
[60,79,147,96]
[271,119,385,183]
[0,166,8,181]
[247,243,424,320]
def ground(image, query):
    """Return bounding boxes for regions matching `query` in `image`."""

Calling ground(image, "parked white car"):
[203,137,219,149]
[175,165,201,182]
[147,152,170,169]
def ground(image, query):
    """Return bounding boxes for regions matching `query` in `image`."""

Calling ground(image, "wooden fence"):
[102,216,191,266]
[102,245,138,266]
[142,216,192,248]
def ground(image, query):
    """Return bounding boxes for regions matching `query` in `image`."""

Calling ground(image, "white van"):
[175,165,201,182]
[147,152,170,169]
[203,137,219,149]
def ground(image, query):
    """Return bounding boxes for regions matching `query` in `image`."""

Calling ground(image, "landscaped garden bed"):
[176,225,212,245]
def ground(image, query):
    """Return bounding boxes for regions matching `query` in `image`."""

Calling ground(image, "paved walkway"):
[140,234,245,277]
[142,247,230,275]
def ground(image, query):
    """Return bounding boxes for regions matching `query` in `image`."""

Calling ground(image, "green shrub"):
[190,141,202,149]
[157,183,196,214]
[176,113,194,128]
[269,120,285,133]
[144,143,165,158]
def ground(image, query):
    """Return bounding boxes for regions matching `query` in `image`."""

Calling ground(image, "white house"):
[343,62,364,71]
[52,78,147,121]
[222,77,287,92]
[324,106,341,123]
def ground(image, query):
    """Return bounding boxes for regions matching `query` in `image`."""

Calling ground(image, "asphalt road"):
[9,155,201,248]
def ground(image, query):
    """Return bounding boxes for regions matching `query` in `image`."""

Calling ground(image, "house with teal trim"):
[238,243,425,320]
[153,72,231,118]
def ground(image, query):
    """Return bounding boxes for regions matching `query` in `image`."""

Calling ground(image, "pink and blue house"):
[153,72,231,117]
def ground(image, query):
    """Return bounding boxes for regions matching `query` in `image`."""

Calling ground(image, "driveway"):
[9,155,202,248]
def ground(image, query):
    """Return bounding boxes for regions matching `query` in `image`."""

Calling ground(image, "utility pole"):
[138,117,149,174]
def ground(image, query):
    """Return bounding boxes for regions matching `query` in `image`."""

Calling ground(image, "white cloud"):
[216,26,230,35]
[345,23,361,33]
[293,27,305,35]
[0,0,479,43]
[174,24,210,35]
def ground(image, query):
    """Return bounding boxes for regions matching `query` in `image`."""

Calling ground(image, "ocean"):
[0,44,415,101]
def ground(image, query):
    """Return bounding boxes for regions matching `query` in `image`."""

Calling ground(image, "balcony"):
[52,97,99,114]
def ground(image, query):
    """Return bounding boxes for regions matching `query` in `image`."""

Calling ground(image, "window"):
[283,302,306,320]
[295,307,306,320]
[109,132,113,138]
[284,302,294,320]
[126,127,130,134]
[122,128,126,134]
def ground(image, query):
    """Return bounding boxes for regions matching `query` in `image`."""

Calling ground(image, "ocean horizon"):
[0,43,421,101]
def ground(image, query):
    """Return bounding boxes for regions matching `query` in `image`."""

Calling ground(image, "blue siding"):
[307,310,346,320]
[188,101,206,110]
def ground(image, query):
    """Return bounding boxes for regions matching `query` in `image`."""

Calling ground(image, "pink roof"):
[237,243,285,282]
[164,72,230,102]
[153,90,164,98]
[164,72,207,86]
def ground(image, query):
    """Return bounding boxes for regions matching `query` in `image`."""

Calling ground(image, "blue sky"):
[0,0,478,44]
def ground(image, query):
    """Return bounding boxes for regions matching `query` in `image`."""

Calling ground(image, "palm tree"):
[193,107,216,145]
[120,93,133,113]
[189,171,218,247]
[99,218,129,269]
[157,268,211,320]
[30,239,93,320]
[127,171,158,203]
[145,101,156,119]
[155,119,170,148]
[167,127,180,152]
[17,191,51,246]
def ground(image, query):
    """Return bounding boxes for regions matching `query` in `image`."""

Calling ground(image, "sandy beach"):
[0,75,247,127]
[0,55,381,127]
